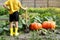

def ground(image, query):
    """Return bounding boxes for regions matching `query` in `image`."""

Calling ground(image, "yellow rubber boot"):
[15,28,19,36]
[10,28,13,36]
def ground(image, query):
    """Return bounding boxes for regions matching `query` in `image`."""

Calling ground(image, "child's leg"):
[10,22,13,36]
[13,11,19,36]
[15,21,19,36]
[15,21,18,28]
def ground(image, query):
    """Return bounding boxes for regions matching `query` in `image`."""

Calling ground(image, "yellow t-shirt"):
[4,0,22,14]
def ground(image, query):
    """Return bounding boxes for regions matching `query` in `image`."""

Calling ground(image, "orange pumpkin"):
[42,21,56,29]
[29,22,42,30]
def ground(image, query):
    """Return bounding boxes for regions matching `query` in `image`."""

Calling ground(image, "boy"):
[3,0,27,36]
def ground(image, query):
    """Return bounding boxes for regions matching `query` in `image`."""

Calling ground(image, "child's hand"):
[6,6,10,10]
[3,5,10,10]
[24,7,28,11]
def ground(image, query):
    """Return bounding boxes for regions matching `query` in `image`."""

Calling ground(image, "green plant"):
[0,6,8,15]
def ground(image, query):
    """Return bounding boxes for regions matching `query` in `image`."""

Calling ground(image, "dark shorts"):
[9,11,19,22]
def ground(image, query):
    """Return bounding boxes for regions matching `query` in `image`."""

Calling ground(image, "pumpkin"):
[29,22,42,30]
[42,21,56,29]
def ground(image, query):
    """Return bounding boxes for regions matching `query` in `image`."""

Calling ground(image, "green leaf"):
[0,28,3,34]
[3,27,9,31]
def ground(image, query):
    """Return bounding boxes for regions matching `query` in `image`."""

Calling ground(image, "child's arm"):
[3,1,10,10]
[3,4,10,10]
[21,6,27,10]
[18,1,27,10]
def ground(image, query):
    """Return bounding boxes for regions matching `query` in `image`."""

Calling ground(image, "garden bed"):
[0,29,60,40]
[0,7,60,40]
